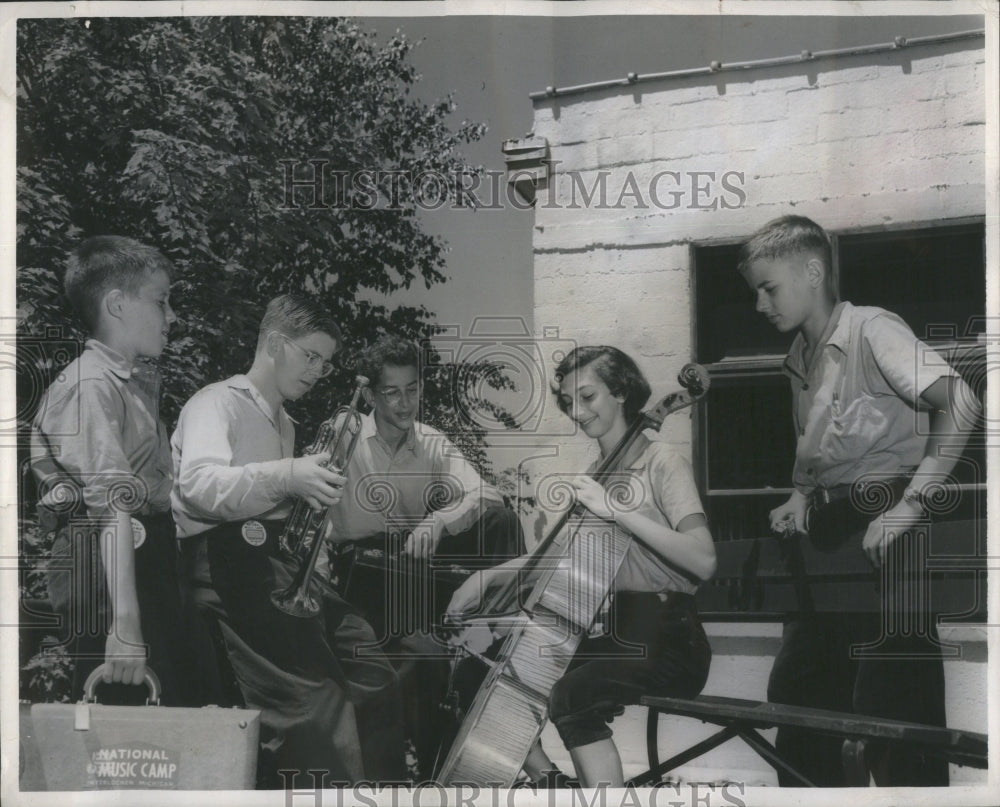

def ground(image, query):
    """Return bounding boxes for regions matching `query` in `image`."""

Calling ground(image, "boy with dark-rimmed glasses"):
[171,294,405,785]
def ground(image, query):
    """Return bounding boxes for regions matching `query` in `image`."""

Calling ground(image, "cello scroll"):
[643,363,710,430]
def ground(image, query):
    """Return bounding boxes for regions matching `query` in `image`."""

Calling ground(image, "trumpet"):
[270,375,369,618]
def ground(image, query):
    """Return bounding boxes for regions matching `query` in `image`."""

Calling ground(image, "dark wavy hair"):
[356,335,420,387]
[552,346,651,423]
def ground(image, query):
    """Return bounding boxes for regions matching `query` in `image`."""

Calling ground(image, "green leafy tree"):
[16,16,536,698]
[17,15,489,432]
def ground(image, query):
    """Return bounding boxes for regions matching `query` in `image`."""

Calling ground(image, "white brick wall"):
[520,36,988,783]
[527,38,984,462]
[532,41,984,251]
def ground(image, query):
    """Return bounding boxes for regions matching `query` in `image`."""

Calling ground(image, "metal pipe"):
[529,29,985,102]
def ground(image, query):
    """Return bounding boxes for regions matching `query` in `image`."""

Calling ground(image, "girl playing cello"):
[447,346,716,787]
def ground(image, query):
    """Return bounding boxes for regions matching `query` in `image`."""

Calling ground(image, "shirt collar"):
[402,425,417,452]
[363,412,417,454]
[226,374,293,428]
[84,338,137,380]
[825,301,854,353]
[782,301,852,380]
[586,433,652,473]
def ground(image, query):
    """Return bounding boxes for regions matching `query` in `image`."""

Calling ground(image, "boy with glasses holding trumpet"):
[171,294,405,786]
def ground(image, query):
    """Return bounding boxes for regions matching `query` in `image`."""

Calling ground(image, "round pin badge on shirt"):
[241,520,267,547]
[130,517,146,549]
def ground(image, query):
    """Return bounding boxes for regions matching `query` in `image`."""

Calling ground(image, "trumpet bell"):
[270,584,321,618]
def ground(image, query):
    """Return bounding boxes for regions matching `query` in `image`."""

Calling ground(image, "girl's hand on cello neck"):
[568,475,615,521]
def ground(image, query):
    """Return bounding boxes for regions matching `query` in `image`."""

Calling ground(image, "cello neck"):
[479,363,710,617]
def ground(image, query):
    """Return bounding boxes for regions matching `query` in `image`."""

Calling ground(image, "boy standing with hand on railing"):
[739,215,980,786]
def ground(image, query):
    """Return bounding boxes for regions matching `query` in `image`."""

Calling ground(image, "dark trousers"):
[205,520,406,785]
[549,592,711,750]
[45,510,196,706]
[336,504,525,779]
[766,495,948,787]
[449,591,711,758]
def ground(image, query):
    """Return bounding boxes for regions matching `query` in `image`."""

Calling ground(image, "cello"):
[437,363,709,786]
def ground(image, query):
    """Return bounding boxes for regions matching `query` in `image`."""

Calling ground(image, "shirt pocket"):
[818,392,888,465]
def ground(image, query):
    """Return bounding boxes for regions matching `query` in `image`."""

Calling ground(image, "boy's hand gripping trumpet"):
[270,375,369,618]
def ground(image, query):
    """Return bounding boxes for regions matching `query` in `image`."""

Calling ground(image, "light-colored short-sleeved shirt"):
[585,438,706,595]
[784,302,956,493]
[171,374,296,538]
[31,338,173,518]
[329,413,503,543]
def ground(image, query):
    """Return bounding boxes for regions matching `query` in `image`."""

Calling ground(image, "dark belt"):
[808,483,855,510]
[614,590,697,610]
[137,510,175,530]
[37,504,174,535]
[661,590,697,609]
[202,518,288,557]
[807,477,909,514]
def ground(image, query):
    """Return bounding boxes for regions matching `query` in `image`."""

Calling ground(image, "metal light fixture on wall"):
[501,135,549,207]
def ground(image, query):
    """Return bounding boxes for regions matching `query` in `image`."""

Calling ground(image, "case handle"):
[81,664,162,706]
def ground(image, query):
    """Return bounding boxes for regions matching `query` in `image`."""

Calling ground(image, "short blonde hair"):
[257,294,342,350]
[64,236,175,331]
[737,215,832,277]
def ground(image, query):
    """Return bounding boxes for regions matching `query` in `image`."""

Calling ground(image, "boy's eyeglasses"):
[276,333,334,378]
[376,385,420,405]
